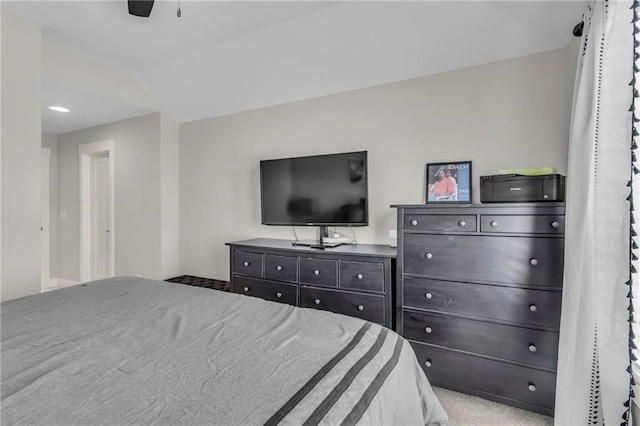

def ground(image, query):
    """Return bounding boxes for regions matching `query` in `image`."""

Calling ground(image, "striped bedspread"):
[1,277,447,425]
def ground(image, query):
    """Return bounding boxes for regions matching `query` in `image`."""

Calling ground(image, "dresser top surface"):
[391,202,565,213]
[226,238,397,258]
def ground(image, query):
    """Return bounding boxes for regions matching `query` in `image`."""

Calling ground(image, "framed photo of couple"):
[426,161,472,203]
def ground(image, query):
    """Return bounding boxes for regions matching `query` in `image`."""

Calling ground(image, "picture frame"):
[426,161,472,203]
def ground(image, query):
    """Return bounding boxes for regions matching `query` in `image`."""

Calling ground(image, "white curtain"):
[556,1,635,425]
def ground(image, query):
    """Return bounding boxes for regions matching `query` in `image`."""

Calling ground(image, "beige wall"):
[57,113,163,281]
[0,15,577,292]
[1,12,42,301]
[160,112,180,279]
[180,46,576,281]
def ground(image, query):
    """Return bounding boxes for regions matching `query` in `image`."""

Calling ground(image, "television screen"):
[260,151,368,226]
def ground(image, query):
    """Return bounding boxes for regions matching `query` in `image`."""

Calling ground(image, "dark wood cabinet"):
[234,276,298,305]
[402,310,560,370]
[402,276,562,328]
[411,343,558,410]
[394,203,564,416]
[403,233,564,287]
[299,258,338,287]
[226,238,396,328]
[299,286,386,324]
[264,254,298,283]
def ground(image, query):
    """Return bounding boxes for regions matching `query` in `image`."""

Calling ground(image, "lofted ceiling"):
[2,0,588,135]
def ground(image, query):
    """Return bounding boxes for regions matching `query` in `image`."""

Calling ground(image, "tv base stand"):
[291,240,345,249]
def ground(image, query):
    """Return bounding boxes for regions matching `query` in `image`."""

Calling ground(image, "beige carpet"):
[432,386,554,426]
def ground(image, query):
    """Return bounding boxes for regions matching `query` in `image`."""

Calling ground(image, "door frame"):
[41,147,51,289]
[79,140,114,282]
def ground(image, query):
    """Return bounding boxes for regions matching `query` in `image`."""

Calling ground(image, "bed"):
[1,276,447,425]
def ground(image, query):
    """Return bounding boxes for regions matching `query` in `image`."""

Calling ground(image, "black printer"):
[480,174,566,203]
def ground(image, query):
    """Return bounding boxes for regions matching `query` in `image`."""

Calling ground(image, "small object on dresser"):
[497,166,557,176]
[480,174,566,203]
[389,230,397,247]
[321,236,350,245]
[426,161,472,203]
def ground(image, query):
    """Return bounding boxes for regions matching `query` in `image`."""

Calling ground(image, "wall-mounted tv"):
[260,151,368,245]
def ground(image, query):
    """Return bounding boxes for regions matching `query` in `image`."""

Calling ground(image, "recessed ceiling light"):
[48,106,69,113]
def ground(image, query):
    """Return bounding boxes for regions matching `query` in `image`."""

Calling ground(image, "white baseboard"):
[42,278,80,292]
[56,278,80,287]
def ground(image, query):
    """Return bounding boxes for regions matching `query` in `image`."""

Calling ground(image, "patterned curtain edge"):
[625,1,640,425]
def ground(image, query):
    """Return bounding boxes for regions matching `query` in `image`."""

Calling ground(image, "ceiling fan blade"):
[128,0,154,18]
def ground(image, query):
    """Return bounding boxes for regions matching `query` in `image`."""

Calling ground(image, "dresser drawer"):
[404,234,564,287]
[264,254,298,283]
[403,310,559,369]
[300,286,384,324]
[339,261,384,292]
[300,258,338,287]
[480,215,565,234]
[405,214,476,232]
[232,276,298,305]
[403,277,562,328]
[233,250,263,278]
[411,342,556,411]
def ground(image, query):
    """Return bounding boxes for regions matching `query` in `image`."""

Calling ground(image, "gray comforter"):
[1,277,447,425]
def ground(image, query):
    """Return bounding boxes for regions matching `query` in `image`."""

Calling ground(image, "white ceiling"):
[2,0,588,135]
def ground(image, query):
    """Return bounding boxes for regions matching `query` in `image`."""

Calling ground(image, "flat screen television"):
[260,151,368,247]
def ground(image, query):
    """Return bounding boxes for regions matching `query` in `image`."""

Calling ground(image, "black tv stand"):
[226,238,397,329]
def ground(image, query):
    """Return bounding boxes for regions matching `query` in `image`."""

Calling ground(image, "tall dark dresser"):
[393,203,565,416]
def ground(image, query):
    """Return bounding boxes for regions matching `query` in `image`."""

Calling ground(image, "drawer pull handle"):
[529,258,539,266]
[276,292,282,298]
[276,265,282,271]
[243,261,250,267]
[425,253,433,259]
[357,305,364,311]
[551,221,560,229]
[314,270,320,275]
[529,304,538,312]
[528,383,537,392]
[425,326,432,334]
[411,219,418,226]
[425,359,432,368]
[529,344,537,353]
[243,286,249,292]
[458,220,466,227]
[314,299,321,305]
[356,273,363,280]
[425,292,433,299]
[490,221,498,227]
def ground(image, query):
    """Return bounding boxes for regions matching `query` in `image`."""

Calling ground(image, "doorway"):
[79,140,114,282]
